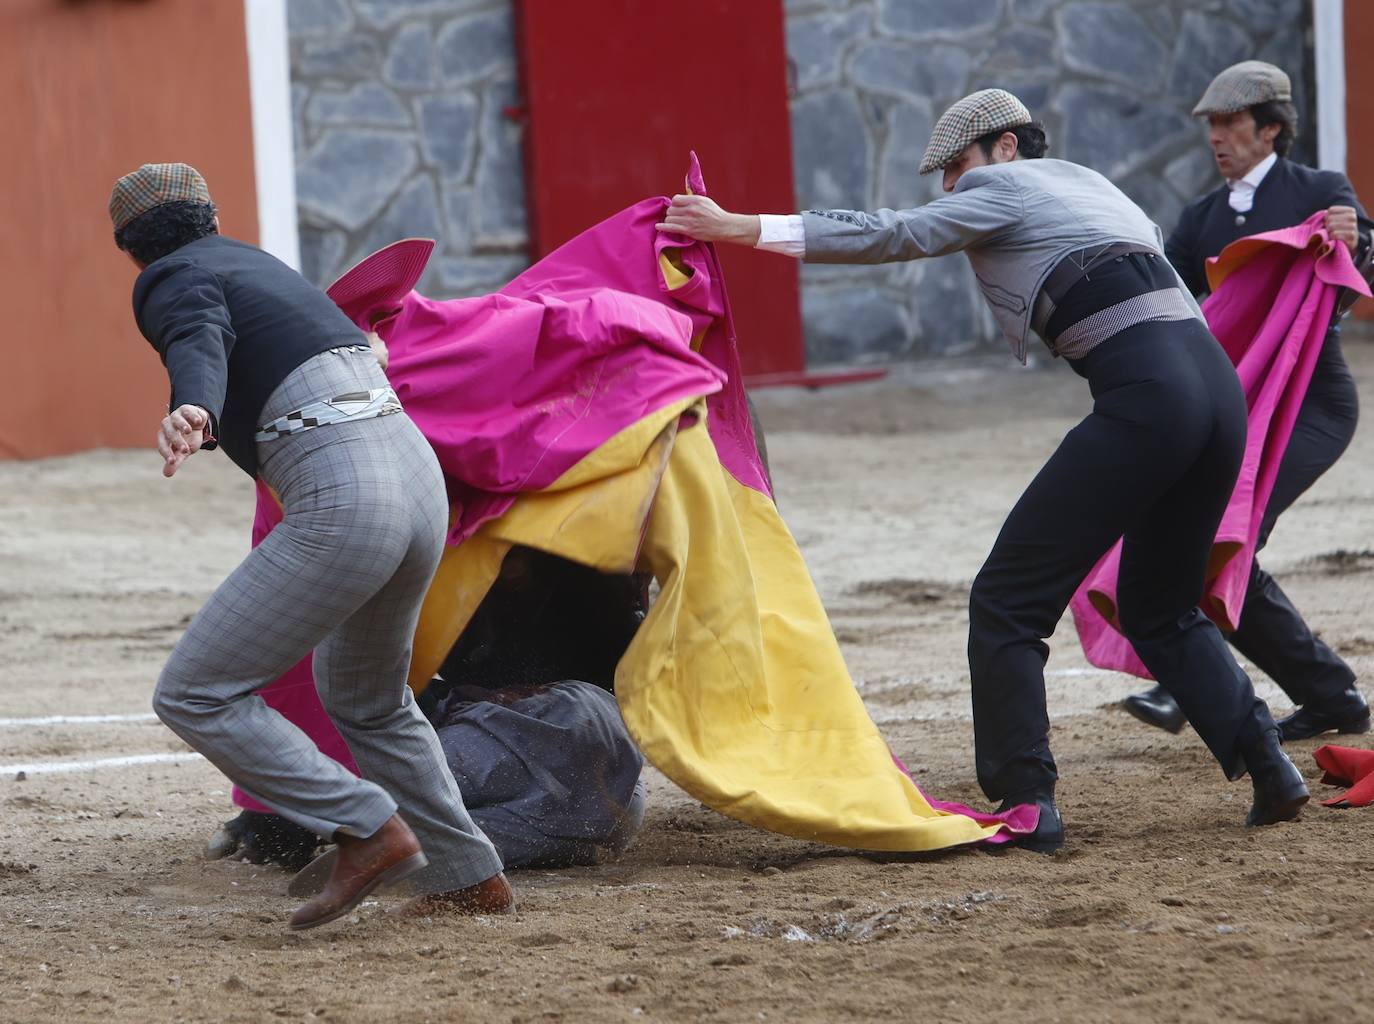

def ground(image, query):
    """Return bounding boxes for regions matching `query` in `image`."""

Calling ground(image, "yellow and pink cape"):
[240,162,1033,850]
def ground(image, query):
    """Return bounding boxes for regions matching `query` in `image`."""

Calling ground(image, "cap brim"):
[326,238,436,328]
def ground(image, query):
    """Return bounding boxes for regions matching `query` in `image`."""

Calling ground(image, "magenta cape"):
[370,165,768,546]
[1071,212,1371,677]
[233,186,752,812]
[232,169,1032,844]
[232,194,749,814]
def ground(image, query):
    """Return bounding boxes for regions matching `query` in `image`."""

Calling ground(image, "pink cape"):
[367,153,768,547]
[233,176,744,814]
[1071,212,1371,677]
[234,160,1030,842]
[234,161,768,816]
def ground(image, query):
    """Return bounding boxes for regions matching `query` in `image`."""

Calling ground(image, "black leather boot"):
[1122,684,1186,734]
[998,791,1064,854]
[1240,728,1309,826]
[1276,687,1371,743]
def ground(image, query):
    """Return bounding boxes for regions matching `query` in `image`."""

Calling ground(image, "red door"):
[515,0,805,379]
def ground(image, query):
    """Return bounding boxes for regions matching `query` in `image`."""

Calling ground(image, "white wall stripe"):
[0,713,159,728]
[2,752,204,777]
[1314,0,1348,173]
[244,0,301,269]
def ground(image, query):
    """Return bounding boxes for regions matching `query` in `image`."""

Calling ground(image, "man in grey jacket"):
[659,89,1307,852]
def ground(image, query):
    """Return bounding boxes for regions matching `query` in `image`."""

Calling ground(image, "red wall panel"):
[515,0,804,376]
[0,0,258,460]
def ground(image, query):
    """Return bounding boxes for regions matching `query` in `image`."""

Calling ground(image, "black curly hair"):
[976,120,1049,161]
[1249,100,1298,157]
[114,200,218,265]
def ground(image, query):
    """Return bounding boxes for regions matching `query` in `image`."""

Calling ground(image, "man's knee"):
[968,570,1041,651]
[152,663,193,731]
[1119,591,1193,650]
[968,571,1006,630]
[152,651,218,732]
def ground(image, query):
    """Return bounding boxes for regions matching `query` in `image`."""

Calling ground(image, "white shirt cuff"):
[755,214,806,258]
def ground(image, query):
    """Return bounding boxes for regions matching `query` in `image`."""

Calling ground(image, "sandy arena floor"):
[3,339,1374,1023]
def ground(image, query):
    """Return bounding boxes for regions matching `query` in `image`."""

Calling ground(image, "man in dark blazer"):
[1125,61,1373,742]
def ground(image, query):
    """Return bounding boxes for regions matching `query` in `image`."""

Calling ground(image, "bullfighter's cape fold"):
[1071,212,1372,677]
[1311,745,1374,807]
[238,155,1034,851]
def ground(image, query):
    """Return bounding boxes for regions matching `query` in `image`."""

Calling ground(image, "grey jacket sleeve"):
[799,170,1025,264]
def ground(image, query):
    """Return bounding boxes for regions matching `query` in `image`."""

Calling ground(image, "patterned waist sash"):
[1050,287,1198,360]
[255,386,402,443]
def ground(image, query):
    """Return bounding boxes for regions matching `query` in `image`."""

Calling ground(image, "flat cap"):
[919,89,1032,175]
[1192,60,1291,116]
[109,163,213,232]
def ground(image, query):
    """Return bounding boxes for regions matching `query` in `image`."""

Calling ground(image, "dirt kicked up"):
[3,339,1374,1024]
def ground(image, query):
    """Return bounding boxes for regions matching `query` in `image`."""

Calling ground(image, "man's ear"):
[999,131,1020,162]
[1258,121,1281,147]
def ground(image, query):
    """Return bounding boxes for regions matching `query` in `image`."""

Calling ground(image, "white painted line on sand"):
[0,713,160,728]
[2,752,204,776]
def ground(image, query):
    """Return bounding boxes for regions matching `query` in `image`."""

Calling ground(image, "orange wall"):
[0,0,259,460]
[1346,1,1374,320]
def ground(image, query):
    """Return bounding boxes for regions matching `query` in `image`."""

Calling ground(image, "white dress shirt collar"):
[1227,151,1278,213]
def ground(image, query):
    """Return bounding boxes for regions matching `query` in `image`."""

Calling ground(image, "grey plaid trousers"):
[154,347,502,894]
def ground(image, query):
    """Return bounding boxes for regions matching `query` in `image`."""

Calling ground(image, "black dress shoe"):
[1240,728,1309,827]
[205,810,322,871]
[998,794,1064,854]
[1276,687,1371,743]
[1122,684,1186,734]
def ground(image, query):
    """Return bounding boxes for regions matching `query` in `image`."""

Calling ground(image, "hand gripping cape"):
[1071,212,1371,677]
[236,156,1035,850]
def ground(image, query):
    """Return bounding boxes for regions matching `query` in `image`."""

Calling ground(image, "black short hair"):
[976,120,1049,161]
[1249,100,1298,157]
[114,201,218,265]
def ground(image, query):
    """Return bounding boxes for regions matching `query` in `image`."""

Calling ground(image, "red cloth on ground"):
[1312,744,1374,807]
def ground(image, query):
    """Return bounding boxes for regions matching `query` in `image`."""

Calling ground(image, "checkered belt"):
[255,386,402,443]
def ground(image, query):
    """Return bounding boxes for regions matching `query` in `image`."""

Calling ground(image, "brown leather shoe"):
[287,814,428,931]
[400,872,515,918]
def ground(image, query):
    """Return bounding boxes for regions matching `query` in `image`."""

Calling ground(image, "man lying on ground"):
[208,547,650,874]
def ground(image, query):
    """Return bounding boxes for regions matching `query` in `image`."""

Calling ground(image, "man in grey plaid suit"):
[110,163,512,929]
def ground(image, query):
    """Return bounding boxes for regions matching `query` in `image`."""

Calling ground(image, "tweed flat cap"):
[109,163,213,232]
[1192,61,1291,116]
[919,89,1032,174]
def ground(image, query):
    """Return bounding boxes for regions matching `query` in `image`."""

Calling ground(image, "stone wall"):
[287,0,1313,362]
[785,0,1313,361]
[288,0,526,299]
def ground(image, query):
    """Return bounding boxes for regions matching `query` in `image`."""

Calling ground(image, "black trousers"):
[1226,331,1359,703]
[968,318,1275,802]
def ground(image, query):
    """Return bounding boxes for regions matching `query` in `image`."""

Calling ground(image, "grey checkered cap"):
[919,89,1032,175]
[1193,61,1291,116]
